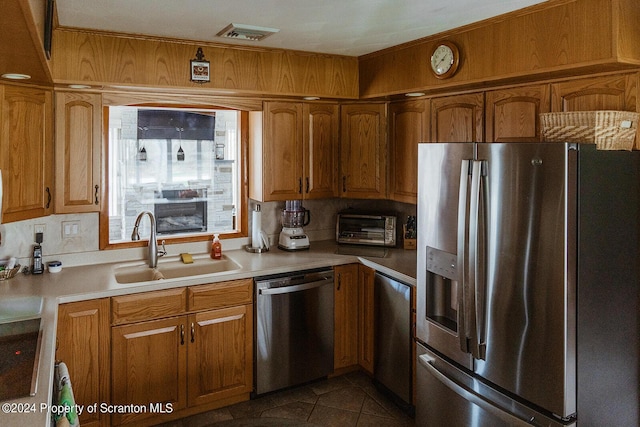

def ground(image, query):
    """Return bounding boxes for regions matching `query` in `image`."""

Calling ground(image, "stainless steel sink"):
[114,254,242,284]
[0,296,43,323]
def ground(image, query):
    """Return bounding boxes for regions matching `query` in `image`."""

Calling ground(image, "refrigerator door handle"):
[457,159,472,353]
[418,353,532,427]
[469,160,487,360]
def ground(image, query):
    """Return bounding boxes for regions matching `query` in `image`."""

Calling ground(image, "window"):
[106,106,243,245]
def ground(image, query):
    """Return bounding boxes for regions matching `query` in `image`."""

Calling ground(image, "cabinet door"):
[358,264,375,374]
[260,101,304,201]
[334,263,359,370]
[111,317,187,425]
[340,103,387,199]
[551,74,638,149]
[187,304,253,407]
[388,99,428,204]
[303,103,339,199]
[55,91,102,213]
[0,84,53,222]
[431,93,484,143]
[57,299,110,427]
[551,73,637,112]
[485,84,551,142]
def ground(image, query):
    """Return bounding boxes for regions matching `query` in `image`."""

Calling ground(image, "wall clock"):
[430,41,460,79]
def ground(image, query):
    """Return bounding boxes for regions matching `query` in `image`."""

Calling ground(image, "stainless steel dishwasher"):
[374,272,412,405]
[255,268,334,395]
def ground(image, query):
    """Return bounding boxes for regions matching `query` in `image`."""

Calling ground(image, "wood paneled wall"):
[359,0,640,98]
[51,29,359,99]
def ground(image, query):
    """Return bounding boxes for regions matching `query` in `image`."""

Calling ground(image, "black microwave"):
[336,212,397,247]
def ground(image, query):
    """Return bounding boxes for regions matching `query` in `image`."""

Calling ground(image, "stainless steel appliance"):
[374,273,411,405]
[278,200,310,251]
[416,142,640,426]
[336,212,397,247]
[255,268,334,395]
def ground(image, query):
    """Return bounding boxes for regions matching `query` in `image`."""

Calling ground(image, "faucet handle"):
[158,240,167,258]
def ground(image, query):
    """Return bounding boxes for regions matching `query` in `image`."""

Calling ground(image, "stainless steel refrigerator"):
[415,142,640,426]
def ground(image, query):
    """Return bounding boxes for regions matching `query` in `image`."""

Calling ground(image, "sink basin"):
[0,296,43,323]
[114,255,242,284]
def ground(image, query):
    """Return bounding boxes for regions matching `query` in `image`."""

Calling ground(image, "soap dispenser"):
[211,234,222,260]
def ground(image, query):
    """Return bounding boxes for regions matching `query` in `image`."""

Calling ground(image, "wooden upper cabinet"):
[551,73,639,148]
[431,93,484,143]
[260,101,304,201]
[303,103,339,199]
[340,103,387,199]
[485,84,551,142]
[249,101,338,202]
[0,84,54,223]
[55,91,102,213]
[551,74,637,112]
[388,99,428,204]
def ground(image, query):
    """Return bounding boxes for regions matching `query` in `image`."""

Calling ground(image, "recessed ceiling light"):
[405,92,426,97]
[1,73,31,80]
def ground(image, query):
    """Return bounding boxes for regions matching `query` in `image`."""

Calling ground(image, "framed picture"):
[190,59,210,82]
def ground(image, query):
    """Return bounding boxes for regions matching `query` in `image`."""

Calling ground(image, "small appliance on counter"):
[278,200,310,251]
[336,211,397,247]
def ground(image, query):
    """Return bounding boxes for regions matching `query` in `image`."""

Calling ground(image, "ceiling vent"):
[216,23,280,41]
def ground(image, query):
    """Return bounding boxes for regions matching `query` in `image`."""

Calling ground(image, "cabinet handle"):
[306,177,310,193]
[298,178,303,194]
[180,324,185,345]
[46,187,51,209]
[337,273,341,291]
[94,185,99,205]
[342,176,346,193]
[190,322,195,343]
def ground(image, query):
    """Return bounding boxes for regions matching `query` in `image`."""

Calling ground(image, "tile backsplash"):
[0,199,415,268]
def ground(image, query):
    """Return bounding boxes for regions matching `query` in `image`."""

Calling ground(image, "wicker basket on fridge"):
[540,111,639,150]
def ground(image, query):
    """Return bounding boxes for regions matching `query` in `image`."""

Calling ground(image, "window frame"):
[99,104,248,250]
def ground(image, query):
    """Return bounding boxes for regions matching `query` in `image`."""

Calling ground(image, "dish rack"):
[0,265,21,281]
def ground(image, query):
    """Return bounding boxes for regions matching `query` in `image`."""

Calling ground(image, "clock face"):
[430,42,459,79]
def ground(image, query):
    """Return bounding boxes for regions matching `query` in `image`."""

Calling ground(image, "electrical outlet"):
[34,224,46,235]
[62,220,80,239]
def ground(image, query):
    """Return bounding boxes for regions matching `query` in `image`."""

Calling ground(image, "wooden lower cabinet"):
[110,280,253,426]
[187,305,253,407]
[56,299,110,427]
[358,265,375,374]
[334,264,359,370]
[111,316,188,425]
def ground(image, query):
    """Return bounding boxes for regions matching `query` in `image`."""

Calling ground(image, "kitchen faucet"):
[131,210,166,268]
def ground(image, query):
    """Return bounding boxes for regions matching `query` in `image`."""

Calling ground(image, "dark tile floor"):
[154,371,415,427]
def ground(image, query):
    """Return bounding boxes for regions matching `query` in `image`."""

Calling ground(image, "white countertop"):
[0,240,416,426]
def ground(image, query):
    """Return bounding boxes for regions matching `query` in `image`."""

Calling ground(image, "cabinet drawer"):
[111,288,187,325]
[188,279,253,311]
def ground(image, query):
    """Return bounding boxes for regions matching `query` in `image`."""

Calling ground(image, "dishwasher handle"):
[258,277,333,295]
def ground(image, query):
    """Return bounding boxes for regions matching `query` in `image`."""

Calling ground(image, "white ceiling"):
[56,0,547,57]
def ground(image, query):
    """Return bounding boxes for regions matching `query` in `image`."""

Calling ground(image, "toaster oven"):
[336,213,397,247]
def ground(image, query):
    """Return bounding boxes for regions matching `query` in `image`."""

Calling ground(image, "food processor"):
[278,200,311,250]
